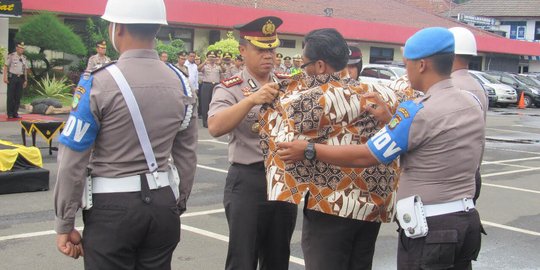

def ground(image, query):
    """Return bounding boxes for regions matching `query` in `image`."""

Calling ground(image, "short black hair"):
[125,24,161,40]
[304,28,349,71]
[430,53,454,76]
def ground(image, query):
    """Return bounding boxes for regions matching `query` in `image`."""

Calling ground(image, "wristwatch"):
[304,142,317,161]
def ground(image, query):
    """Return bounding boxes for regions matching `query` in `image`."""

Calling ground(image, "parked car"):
[359,64,406,85]
[521,73,540,87]
[486,71,540,108]
[468,70,515,107]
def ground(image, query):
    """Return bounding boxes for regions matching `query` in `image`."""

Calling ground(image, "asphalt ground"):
[1,106,539,270]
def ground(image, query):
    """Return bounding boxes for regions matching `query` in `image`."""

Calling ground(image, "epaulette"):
[90,60,117,75]
[221,76,243,88]
[274,72,291,80]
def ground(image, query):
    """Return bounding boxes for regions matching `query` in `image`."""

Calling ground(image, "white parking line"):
[482,167,540,178]
[486,127,540,135]
[183,208,225,217]
[485,147,540,155]
[181,225,306,266]
[481,220,540,237]
[483,183,540,194]
[198,139,228,145]
[197,164,229,174]
[482,156,540,165]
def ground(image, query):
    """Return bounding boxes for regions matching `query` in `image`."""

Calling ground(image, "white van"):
[469,70,517,107]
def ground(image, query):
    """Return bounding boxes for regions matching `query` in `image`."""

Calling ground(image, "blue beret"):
[404,27,455,60]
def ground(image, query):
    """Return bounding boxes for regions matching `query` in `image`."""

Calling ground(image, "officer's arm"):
[3,65,7,83]
[171,110,198,214]
[278,141,380,168]
[54,146,92,233]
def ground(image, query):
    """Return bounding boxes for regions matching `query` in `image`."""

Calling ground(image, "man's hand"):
[247,82,279,105]
[23,81,27,88]
[56,229,84,259]
[3,77,8,84]
[277,140,309,164]
[363,92,392,124]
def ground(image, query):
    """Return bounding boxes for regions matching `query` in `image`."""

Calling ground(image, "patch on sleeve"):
[367,100,424,164]
[58,75,99,152]
[221,76,243,88]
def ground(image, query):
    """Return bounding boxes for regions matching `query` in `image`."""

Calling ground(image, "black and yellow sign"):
[0,0,22,18]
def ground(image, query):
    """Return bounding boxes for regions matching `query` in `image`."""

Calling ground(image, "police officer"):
[220,52,234,79]
[54,0,198,269]
[347,46,363,81]
[229,55,244,76]
[198,50,221,127]
[86,40,111,71]
[208,16,297,270]
[283,56,292,74]
[176,50,190,77]
[278,27,484,269]
[159,51,169,62]
[274,52,285,73]
[291,54,302,74]
[449,26,488,204]
[3,42,28,119]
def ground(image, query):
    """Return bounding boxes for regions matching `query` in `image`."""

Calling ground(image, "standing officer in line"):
[347,46,363,81]
[208,16,298,270]
[159,51,169,62]
[220,52,234,79]
[176,50,190,77]
[283,56,293,74]
[54,0,198,268]
[86,40,111,71]
[274,52,285,73]
[278,27,484,269]
[3,42,28,119]
[449,26,487,204]
[229,55,244,76]
[198,50,221,128]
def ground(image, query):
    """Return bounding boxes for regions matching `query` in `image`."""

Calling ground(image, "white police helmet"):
[101,0,168,25]
[449,27,477,56]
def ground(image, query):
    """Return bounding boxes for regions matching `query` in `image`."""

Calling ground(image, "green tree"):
[206,31,240,59]
[155,35,185,62]
[15,13,86,79]
[84,17,118,60]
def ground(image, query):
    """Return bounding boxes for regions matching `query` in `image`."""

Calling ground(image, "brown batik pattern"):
[260,71,415,222]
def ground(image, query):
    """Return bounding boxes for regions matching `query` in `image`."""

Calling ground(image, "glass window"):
[379,69,394,79]
[390,67,406,77]
[156,27,194,51]
[480,73,501,84]
[279,39,296,49]
[369,47,394,64]
[360,68,378,78]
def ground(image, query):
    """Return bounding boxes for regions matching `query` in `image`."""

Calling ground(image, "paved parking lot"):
[1,106,539,270]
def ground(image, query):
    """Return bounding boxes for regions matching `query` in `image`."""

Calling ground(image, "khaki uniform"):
[5,52,28,117]
[86,53,111,71]
[200,63,221,127]
[209,69,297,270]
[221,62,234,79]
[55,49,198,267]
[452,69,488,203]
[175,63,190,78]
[368,79,484,269]
[229,65,243,76]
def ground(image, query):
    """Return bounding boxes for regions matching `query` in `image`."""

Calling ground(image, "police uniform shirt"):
[201,63,221,83]
[367,79,484,204]
[209,69,273,165]
[6,52,27,75]
[86,53,111,71]
[451,69,488,119]
[54,49,198,233]
[229,65,243,76]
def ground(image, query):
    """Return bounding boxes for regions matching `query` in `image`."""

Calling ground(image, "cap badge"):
[262,20,276,36]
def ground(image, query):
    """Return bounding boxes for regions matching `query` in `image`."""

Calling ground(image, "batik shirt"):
[260,70,417,222]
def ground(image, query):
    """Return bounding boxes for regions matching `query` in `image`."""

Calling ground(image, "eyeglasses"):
[300,60,317,69]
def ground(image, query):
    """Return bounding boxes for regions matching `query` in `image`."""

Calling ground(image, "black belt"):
[9,73,23,78]
[232,161,264,169]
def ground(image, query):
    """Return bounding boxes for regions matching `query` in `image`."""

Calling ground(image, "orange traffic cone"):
[518,92,526,109]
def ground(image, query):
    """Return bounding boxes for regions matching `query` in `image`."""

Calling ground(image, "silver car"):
[469,70,517,107]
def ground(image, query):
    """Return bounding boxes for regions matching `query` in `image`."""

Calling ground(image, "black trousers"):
[302,208,382,270]
[397,209,482,270]
[200,82,217,127]
[82,185,180,270]
[224,162,298,270]
[6,74,24,117]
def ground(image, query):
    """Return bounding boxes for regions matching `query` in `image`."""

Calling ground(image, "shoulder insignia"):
[90,60,117,74]
[248,79,257,89]
[273,72,291,80]
[221,76,243,88]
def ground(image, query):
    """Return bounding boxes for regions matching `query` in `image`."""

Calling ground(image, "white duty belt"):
[424,198,475,217]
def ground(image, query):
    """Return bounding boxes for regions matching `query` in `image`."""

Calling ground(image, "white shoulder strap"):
[166,63,194,131]
[106,65,158,174]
